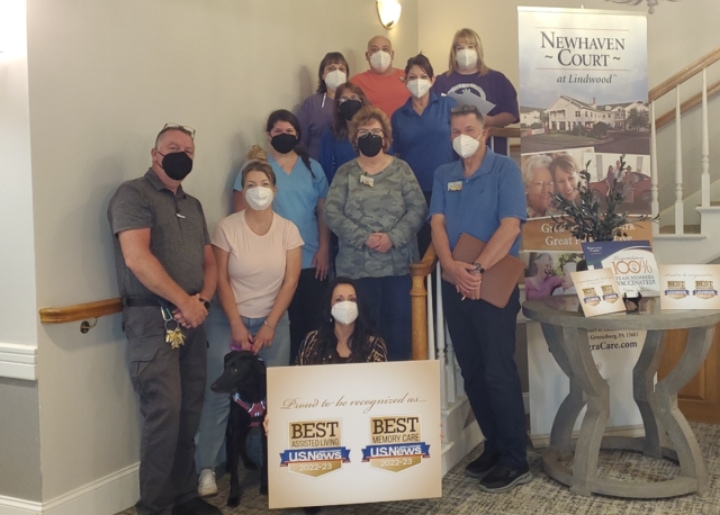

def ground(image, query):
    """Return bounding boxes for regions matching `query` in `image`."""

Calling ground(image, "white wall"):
[23,0,419,502]
[0,0,38,347]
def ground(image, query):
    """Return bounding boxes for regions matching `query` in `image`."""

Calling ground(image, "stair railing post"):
[702,68,710,208]
[675,86,685,234]
[650,101,659,230]
[435,262,450,410]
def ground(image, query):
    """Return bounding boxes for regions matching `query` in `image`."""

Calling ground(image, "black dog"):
[211,350,268,507]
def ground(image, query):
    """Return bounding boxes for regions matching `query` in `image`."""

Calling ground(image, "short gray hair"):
[522,154,552,185]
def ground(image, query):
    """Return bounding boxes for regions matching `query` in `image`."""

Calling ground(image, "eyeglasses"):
[160,123,196,139]
[338,96,360,104]
[357,128,384,137]
[531,181,555,190]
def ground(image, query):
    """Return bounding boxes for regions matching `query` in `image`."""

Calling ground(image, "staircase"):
[651,47,720,264]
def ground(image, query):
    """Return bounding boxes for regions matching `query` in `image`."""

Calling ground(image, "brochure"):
[659,264,720,310]
[582,240,659,297]
[571,268,627,317]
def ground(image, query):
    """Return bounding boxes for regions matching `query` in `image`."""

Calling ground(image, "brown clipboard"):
[441,232,525,308]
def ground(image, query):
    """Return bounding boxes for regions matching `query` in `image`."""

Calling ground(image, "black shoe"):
[478,463,532,493]
[172,497,222,514]
[464,450,500,479]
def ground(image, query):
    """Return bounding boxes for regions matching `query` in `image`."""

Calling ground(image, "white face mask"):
[455,48,478,71]
[324,69,347,91]
[369,50,392,73]
[406,78,432,99]
[331,300,359,325]
[453,134,481,159]
[245,186,274,211]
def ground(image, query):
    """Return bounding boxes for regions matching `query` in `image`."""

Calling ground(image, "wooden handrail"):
[649,47,720,101]
[39,298,122,324]
[655,78,720,130]
[410,245,438,361]
[488,126,521,139]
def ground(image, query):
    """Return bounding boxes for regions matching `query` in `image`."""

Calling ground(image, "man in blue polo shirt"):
[430,104,530,493]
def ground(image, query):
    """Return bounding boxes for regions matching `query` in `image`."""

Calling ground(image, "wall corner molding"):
[0,343,37,381]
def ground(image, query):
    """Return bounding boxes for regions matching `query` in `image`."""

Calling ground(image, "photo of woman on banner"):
[522,154,556,219]
[524,252,564,300]
[549,153,581,206]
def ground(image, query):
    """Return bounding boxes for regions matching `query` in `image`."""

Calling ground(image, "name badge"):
[448,181,463,192]
[360,174,375,187]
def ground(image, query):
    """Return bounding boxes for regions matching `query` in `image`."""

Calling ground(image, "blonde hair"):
[348,106,393,153]
[447,28,489,76]
[241,145,276,186]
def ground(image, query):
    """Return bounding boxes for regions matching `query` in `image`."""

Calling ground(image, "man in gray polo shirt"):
[108,124,219,515]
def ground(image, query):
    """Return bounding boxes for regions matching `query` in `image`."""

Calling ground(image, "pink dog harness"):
[232,393,266,428]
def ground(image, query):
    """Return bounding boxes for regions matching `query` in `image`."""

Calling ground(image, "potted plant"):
[551,156,653,310]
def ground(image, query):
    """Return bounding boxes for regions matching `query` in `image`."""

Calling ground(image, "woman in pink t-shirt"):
[196,160,303,494]
[213,160,303,361]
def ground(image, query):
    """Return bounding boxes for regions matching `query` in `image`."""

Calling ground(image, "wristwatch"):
[199,297,210,310]
[473,262,485,274]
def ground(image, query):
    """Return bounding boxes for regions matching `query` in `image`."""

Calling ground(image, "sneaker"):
[197,468,218,497]
[464,450,500,479]
[478,463,533,493]
[172,497,221,515]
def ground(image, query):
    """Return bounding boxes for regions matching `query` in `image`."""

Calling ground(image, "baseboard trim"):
[530,424,645,449]
[43,463,138,515]
[0,463,139,515]
[0,496,42,515]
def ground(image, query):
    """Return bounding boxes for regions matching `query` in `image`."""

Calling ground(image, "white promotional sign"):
[659,264,720,310]
[266,360,442,509]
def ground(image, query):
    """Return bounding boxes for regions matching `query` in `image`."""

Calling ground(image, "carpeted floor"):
[117,422,720,515]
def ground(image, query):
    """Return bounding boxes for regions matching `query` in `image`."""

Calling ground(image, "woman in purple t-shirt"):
[297,52,350,160]
[432,28,518,155]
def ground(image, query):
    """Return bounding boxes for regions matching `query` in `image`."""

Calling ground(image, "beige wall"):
[22,0,418,501]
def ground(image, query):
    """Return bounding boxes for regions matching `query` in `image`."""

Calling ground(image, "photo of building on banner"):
[518,7,651,257]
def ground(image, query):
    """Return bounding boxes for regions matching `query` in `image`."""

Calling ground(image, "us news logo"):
[279,419,350,477]
[361,415,430,472]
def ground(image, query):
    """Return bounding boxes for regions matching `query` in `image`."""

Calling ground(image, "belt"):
[124,296,177,311]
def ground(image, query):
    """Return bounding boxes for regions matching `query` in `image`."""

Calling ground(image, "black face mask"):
[339,99,363,121]
[357,133,383,157]
[270,133,297,154]
[160,151,193,180]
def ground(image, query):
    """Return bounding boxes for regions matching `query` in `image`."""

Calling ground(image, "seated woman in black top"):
[296,276,387,365]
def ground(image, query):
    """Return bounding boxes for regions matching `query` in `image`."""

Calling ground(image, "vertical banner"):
[518,7,650,438]
[518,7,650,255]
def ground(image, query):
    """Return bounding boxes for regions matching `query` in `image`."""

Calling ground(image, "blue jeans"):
[354,274,412,361]
[195,306,290,471]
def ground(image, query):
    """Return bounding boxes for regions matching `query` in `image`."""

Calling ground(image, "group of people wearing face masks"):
[194,27,520,501]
